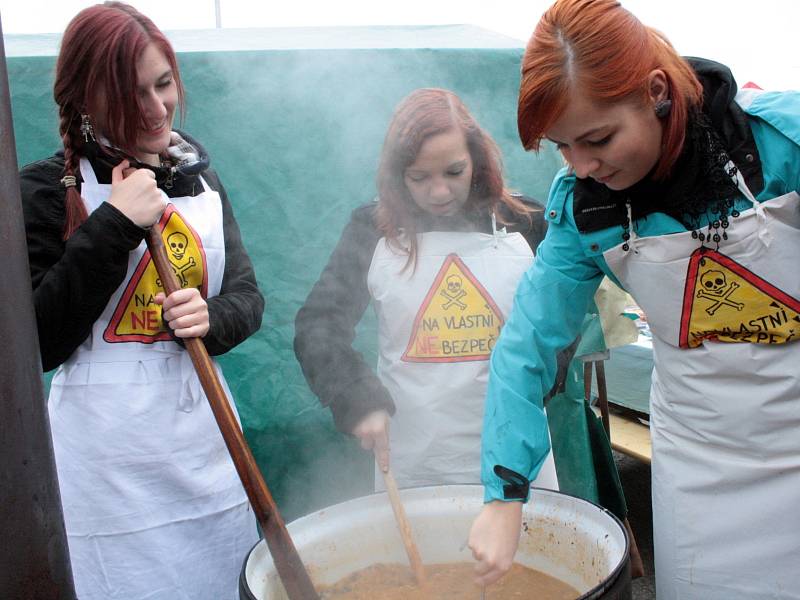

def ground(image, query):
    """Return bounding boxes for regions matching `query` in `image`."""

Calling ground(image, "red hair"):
[518,0,703,180]
[375,88,530,269]
[54,2,185,239]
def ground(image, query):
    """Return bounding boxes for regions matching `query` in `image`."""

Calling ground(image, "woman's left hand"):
[155,288,210,338]
[469,500,523,586]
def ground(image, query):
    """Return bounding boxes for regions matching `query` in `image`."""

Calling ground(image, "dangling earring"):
[80,113,96,142]
[654,99,672,119]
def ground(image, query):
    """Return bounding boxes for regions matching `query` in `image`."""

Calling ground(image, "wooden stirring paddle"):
[147,226,319,600]
[376,452,427,588]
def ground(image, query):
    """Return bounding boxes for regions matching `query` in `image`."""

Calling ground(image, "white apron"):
[604,168,800,599]
[49,158,257,600]
[368,223,558,490]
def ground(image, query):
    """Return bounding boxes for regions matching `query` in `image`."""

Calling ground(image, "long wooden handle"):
[378,459,427,588]
[147,226,319,600]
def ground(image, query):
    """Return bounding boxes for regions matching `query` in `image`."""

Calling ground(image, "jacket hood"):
[161,129,211,177]
[686,57,753,160]
[571,57,764,233]
[62,128,212,193]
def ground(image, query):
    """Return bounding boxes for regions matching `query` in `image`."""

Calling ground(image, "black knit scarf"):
[625,110,741,229]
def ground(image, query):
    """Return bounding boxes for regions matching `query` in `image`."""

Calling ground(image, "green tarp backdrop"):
[6,25,565,520]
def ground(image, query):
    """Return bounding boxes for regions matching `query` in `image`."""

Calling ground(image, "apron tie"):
[624,201,640,254]
[730,160,773,248]
[178,350,204,412]
[491,211,499,248]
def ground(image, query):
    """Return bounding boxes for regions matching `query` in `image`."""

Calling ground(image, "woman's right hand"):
[108,159,166,227]
[352,409,390,473]
[469,499,523,586]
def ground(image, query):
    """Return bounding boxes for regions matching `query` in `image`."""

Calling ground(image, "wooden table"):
[607,412,651,464]
[584,353,652,465]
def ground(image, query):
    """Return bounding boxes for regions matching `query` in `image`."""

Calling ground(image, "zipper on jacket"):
[164,166,176,190]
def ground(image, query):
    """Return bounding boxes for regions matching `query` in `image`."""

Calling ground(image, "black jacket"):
[294,197,547,433]
[20,132,264,371]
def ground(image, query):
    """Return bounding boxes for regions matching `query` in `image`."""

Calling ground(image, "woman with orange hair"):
[19,3,263,598]
[294,88,561,491]
[468,1,800,598]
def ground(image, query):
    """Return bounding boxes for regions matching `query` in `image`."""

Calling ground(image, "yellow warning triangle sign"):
[103,205,208,343]
[680,247,800,348]
[402,254,504,363]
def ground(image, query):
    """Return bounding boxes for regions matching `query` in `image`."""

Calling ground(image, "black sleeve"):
[20,159,146,371]
[293,204,396,433]
[512,194,548,253]
[200,170,264,356]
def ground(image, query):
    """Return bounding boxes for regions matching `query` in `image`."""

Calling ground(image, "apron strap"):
[79,157,100,186]
[622,160,772,252]
[625,201,641,254]
[728,160,773,247]
[198,175,213,194]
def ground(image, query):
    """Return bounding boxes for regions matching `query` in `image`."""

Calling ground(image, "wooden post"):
[0,15,77,599]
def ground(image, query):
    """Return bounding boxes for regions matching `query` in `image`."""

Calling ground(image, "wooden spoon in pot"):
[375,452,427,588]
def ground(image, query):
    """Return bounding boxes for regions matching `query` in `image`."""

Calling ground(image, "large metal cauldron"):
[240,485,631,599]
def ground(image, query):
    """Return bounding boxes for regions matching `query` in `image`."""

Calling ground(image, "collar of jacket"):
[572,57,764,234]
[65,129,211,198]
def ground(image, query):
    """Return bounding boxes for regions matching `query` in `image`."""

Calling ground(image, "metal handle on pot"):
[146,225,320,600]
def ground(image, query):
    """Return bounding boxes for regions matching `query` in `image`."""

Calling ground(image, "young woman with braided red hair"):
[19,3,263,598]
[468,1,800,598]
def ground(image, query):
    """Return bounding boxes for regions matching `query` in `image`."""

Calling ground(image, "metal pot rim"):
[240,484,630,600]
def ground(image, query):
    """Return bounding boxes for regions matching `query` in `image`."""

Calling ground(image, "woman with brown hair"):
[469,1,800,597]
[294,87,560,490]
[19,3,263,598]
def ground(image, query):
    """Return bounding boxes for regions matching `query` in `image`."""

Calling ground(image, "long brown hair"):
[517,0,703,180]
[375,88,530,269]
[54,1,185,239]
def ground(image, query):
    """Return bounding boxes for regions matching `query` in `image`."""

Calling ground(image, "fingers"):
[161,287,209,338]
[468,501,522,587]
[107,164,164,227]
[470,535,505,585]
[352,410,391,470]
[473,557,509,587]
[111,159,130,184]
[470,542,508,586]
[125,167,157,183]
[170,321,209,339]
[160,287,199,311]
[112,158,156,182]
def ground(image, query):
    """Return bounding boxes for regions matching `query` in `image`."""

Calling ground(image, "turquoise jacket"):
[481,87,800,502]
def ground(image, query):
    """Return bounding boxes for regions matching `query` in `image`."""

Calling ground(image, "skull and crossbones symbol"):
[156,232,196,288]
[440,274,467,310]
[696,270,744,315]
[168,232,189,260]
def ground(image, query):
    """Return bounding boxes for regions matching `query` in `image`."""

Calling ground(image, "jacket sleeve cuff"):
[483,465,531,503]
[329,377,396,434]
[92,201,147,251]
